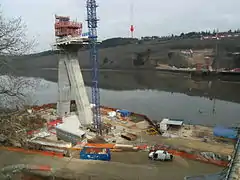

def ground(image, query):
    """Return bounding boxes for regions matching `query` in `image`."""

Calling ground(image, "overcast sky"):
[1,0,240,52]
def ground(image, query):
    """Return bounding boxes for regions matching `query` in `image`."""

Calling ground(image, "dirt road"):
[0,149,223,180]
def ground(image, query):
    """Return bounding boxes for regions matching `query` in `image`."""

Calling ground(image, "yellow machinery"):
[144,128,158,135]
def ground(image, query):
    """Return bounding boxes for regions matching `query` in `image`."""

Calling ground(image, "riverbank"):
[0,103,232,179]
[25,103,234,167]
[14,66,240,82]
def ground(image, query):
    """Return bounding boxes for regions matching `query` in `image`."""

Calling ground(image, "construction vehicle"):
[144,127,158,135]
[148,150,173,161]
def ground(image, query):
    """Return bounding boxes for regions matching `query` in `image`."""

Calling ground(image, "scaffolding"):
[54,15,82,38]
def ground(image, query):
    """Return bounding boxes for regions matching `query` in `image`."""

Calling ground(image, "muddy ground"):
[139,133,234,155]
[0,149,223,180]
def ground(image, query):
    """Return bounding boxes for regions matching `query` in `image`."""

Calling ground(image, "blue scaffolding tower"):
[86,0,102,134]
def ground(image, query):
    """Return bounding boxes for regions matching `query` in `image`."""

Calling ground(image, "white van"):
[148,150,173,161]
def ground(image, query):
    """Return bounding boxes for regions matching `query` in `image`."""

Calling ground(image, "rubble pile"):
[87,135,107,143]
[0,110,46,147]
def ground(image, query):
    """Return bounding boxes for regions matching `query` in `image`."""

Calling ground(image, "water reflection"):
[11,69,240,126]
[33,78,240,127]
[25,70,240,104]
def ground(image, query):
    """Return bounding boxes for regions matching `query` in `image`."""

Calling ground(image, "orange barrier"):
[136,144,149,150]
[29,165,52,171]
[0,146,64,158]
[154,147,228,167]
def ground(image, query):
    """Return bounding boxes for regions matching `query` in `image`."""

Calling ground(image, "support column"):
[57,54,71,117]
[57,49,92,126]
[65,52,93,126]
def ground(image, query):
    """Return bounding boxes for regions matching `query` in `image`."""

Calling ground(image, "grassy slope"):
[8,37,240,71]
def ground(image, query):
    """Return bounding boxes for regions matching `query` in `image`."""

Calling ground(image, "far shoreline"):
[40,67,240,82]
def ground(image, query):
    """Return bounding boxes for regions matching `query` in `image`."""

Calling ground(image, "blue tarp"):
[213,126,237,139]
[116,109,131,117]
[80,147,111,161]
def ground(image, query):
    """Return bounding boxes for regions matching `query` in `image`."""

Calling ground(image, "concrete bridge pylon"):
[56,47,93,127]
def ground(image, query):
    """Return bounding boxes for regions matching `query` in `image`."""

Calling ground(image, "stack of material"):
[87,136,106,143]
[121,132,137,141]
[114,144,136,152]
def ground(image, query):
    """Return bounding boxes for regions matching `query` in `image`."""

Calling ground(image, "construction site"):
[0,0,240,180]
[0,102,235,179]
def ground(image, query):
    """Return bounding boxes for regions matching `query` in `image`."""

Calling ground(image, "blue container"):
[80,147,111,161]
[116,109,131,117]
[213,126,237,140]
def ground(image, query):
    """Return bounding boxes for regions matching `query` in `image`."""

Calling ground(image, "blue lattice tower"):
[86,0,102,134]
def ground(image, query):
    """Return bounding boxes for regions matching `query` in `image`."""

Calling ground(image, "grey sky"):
[1,0,240,52]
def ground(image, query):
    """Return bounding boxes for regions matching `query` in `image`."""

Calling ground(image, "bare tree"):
[0,7,38,108]
[0,10,34,56]
[0,76,39,108]
[0,7,41,147]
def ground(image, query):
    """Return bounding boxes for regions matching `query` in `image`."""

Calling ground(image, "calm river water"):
[31,71,240,127]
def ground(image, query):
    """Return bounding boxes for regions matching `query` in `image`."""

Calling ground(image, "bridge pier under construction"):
[54,15,92,127]
[56,48,92,126]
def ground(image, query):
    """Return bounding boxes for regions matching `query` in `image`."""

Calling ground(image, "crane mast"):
[86,0,102,134]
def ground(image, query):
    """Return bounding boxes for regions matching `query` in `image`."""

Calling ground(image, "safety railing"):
[225,137,240,180]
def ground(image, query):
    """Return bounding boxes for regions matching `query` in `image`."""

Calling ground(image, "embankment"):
[31,103,233,167]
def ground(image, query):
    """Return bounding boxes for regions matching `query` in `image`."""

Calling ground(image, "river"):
[28,70,240,127]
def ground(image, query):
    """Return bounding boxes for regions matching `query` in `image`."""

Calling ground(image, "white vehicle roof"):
[155,150,166,153]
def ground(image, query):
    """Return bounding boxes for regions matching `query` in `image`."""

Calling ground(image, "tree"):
[0,7,38,108]
[212,29,216,35]
[0,7,42,149]
[180,33,185,37]
[0,11,34,56]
